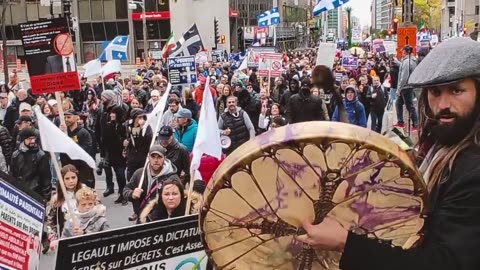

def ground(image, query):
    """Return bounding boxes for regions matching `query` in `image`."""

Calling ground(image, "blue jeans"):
[370,111,384,133]
[395,88,418,126]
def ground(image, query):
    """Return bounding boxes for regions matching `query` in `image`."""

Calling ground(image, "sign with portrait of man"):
[19,18,80,94]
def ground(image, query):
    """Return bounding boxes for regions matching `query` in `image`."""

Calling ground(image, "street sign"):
[396,25,417,58]
[258,53,283,77]
[128,3,136,9]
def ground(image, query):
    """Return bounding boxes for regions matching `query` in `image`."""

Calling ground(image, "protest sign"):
[211,49,224,63]
[19,18,80,94]
[341,56,358,68]
[195,51,208,65]
[167,56,197,86]
[258,53,283,77]
[246,47,275,68]
[384,40,397,55]
[0,172,45,270]
[315,42,336,68]
[150,49,162,60]
[351,27,362,43]
[372,39,386,53]
[55,215,209,270]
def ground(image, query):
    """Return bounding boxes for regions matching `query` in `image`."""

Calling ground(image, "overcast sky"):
[344,0,373,27]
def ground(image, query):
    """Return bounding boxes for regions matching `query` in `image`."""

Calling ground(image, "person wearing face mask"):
[11,128,52,201]
[288,78,326,124]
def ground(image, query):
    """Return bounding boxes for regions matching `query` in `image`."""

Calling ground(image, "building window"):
[79,0,91,21]
[91,0,103,20]
[104,22,118,40]
[104,0,115,19]
[92,22,106,41]
[80,23,94,41]
[116,0,128,19]
[117,21,129,35]
[476,5,479,15]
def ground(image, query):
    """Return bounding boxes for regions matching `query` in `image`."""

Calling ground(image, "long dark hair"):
[157,179,186,218]
[56,164,82,207]
[417,78,480,192]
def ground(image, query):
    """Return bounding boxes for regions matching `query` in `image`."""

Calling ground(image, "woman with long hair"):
[139,179,188,223]
[46,165,84,252]
[258,103,286,132]
[216,84,232,118]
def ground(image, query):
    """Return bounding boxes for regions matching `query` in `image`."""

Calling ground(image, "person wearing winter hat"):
[332,85,367,127]
[11,127,52,201]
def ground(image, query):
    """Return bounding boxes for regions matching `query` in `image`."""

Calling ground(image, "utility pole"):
[1,0,8,80]
[127,3,135,64]
[142,0,147,61]
[72,0,81,62]
[402,0,413,24]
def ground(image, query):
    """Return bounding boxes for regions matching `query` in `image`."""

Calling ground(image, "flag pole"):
[184,168,196,215]
[52,91,79,226]
[137,84,172,189]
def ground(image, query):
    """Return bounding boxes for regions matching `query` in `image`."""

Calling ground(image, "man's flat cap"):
[409,37,480,88]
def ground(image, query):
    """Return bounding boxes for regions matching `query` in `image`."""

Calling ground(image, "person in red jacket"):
[193,77,217,107]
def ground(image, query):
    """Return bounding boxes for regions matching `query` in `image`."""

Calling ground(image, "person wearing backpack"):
[332,85,367,128]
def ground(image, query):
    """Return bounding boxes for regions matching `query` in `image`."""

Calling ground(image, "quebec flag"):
[257,7,280,27]
[313,0,350,17]
[99,35,129,61]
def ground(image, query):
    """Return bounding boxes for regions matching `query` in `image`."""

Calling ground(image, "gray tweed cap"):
[408,37,480,88]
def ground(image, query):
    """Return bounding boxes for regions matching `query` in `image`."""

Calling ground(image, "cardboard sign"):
[315,42,336,68]
[341,56,358,68]
[258,53,283,77]
[396,25,417,58]
[54,215,209,270]
[150,49,163,60]
[167,56,197,86]
[384,40,397,55]
[246,47,275,68]
[0,174,45,270]
[19,18,80,94]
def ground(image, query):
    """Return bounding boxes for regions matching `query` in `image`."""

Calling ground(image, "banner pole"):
[184,169,196,215]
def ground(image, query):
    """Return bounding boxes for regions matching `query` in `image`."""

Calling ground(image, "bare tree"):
[1,0,8,81]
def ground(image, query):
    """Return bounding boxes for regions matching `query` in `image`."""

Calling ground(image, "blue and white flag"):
[99,35,129,61]
[313,0,350,17]
[257,7,280,27]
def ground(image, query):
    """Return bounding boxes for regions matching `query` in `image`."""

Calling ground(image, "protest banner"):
[315,42,336,68]
[0,171,45,270]
[258,53,283,77]
[341,56,358,68]
[195,51,208,65]
[19,17,80,94]
[211,49,224,63]
[55,215,209,270]
[384,40,397,55]
[351,27,362,44]
[246,46,275,68]
[167,56,197,86]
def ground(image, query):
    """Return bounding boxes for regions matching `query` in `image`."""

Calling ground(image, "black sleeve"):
[179,149,191,185]
[340,168,480,270]
[78,128,93,155]
[38,153,52,201]
[123,168,141,201]
[0,126,13,165]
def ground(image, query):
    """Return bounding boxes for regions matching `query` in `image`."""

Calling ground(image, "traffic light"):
[214,17,220,48]
[62,0,71,17]
[147,22,156,39]
[463,26,468,36]
[392,18,399,35]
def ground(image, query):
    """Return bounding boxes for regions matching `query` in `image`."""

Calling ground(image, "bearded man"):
[297,37,480,270]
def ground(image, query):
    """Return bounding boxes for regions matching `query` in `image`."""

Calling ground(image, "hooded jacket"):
[123,160,180,215]
[332,90,367,128]
[174,119,198,153]
[61,204,109,238]
[288,87,325,124]
[162,138,190,185]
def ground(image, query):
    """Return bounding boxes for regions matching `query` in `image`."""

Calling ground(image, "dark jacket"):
[288,88,325,124]
[61,126,95,188]
[164,138,190,185]
[4,105,18,133]
[11,144,51,201]
[125,124,152,170]
[340,146,480,270]
[0,125,13,167]
[219,108,251,155]
[103,121,127,167]
[123,161,180,215]
[370,85,387,114]
[184,99,200,121]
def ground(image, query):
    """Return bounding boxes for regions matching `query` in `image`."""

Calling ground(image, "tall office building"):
[371,0,393,31]
[440,0,479,39]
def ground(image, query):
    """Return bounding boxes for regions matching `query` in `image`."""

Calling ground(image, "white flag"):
[190,76,222,180]
[238,56,248,70]
[83,59,102,78]
[102,60,122,77]
[143,84,172,136]
[35,108,96,169]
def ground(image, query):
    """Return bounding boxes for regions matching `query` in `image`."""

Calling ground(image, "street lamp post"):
[129,0,148,62]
